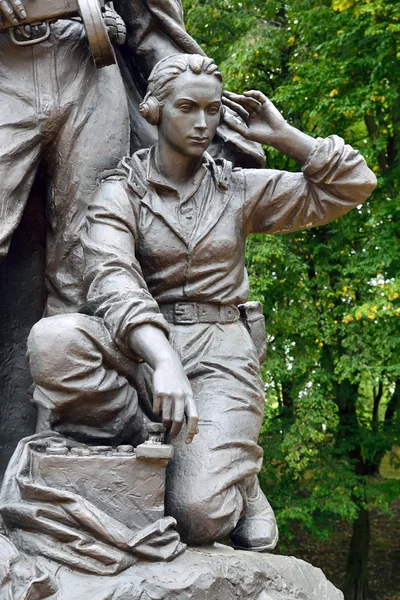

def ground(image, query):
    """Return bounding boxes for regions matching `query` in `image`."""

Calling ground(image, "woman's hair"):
[144,53,222,107]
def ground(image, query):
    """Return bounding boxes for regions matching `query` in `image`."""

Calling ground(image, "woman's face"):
[158,70,223,158]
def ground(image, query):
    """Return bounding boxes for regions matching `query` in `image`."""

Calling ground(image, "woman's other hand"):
[223,90,287,146]
[152,355,198,444]
[129,324,198,444]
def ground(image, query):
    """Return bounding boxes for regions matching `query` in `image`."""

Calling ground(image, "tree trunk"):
[385,380,400,424]
[281,380,294,419]
[330,372,371,600]
[343,506,370,600]
[372,380,383,431]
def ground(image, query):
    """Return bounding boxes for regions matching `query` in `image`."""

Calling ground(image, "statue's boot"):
[230,475,278,552]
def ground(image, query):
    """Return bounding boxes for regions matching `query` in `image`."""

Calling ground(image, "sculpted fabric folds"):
[0,434,183,573]
[82,136,376,354]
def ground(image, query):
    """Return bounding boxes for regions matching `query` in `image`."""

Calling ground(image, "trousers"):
[27,313,266,545]
[0,21,129,314]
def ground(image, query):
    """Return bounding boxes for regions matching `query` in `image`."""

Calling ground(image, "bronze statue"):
[0,0,260,319]
[0,0,128,317]
[0,0,264,471]
[12,53,376,560]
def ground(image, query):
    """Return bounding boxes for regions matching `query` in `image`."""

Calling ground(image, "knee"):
[167,484,243,546]
[27,314,91,383]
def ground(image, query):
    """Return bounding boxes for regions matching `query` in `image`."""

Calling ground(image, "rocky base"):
[2,538,343,600]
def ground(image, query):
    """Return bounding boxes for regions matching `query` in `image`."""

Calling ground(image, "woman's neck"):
[155,139,204,187]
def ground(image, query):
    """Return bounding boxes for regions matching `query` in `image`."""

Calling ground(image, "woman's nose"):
[194,112,207,130]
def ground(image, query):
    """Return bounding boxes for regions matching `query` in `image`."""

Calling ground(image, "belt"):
[159,302,240,325]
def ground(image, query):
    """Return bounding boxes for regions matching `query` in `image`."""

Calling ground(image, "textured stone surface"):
[6,544,343,600]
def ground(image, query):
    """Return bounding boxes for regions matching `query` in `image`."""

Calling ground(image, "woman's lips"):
[189,136,209,143]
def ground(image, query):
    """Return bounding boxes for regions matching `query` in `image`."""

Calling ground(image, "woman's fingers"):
[224,90,262,113]
[9,0,26,19]
[185,394,199,444]
[0,0,27,23]
[0,0,18,24]
[222,97,249,122]
[161,395,173,430]
[153,392,162,416]
[154,391,198,442]
[153,393,173,428]
[223,109,250,138]
[243,90,268,105]
[170,396,185,438]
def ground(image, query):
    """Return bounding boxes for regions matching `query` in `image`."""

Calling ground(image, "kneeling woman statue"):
[27,54,376,550]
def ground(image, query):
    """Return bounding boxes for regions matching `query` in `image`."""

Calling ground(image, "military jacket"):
[81,136,376,355]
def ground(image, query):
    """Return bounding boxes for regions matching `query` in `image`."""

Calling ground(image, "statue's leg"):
[42,36,129,315]
[0,38,42,260]
[27,313,143,444]
[165,321,276,547]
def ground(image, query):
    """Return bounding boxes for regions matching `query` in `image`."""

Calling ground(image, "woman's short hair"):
[145,53,222,107]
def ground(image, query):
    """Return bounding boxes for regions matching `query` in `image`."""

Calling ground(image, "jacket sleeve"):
[243,135,377,235]
[81,180,169,358]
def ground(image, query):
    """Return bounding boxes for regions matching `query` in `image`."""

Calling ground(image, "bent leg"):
[27,314,142,444]
[166,322,265,545]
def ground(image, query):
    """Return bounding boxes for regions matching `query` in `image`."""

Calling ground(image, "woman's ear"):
[139,96,161,126]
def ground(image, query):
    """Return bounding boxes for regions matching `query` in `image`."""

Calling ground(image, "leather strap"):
[160,302,239,325]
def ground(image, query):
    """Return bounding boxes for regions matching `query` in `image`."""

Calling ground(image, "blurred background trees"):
[182,0,400,598]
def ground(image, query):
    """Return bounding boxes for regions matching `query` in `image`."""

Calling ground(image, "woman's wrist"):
[152,349,181,370]
[268,124,316,164]
[128,323,174,369]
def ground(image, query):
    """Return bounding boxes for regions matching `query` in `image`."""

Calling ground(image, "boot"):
[230,475,278,552]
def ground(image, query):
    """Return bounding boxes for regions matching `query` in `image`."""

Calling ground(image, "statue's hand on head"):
[223,90,288,147]
[223,89,315,164]
[0,0,26,24]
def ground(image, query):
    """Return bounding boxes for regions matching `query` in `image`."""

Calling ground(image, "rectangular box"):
[29,442,172,530]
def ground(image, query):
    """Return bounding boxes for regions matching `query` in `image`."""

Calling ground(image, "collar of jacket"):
[114,146,232,199]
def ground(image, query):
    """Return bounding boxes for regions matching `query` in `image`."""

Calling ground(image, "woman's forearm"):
[268,123,316,165]
[128,323,179,369]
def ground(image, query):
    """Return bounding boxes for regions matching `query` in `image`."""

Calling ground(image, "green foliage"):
[183,0,400,545]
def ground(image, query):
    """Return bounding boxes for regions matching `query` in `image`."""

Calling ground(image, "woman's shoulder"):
[98,149,150,201]
[204,152,247,192]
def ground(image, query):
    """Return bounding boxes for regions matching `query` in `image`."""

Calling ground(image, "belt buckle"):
[174,302,197,324]
[10,21,51,46]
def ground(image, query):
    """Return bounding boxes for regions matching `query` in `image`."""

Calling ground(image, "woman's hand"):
[129,324,198,444]
[0,0,26,25]
[223,90,315,163]
[152,355,198,444]
[223,90,288,146]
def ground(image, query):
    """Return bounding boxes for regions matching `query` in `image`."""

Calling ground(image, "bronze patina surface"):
[0,16,376,595]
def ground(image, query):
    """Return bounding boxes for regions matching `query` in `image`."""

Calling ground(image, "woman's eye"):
[180,105,192,112]
[208,107,219,115]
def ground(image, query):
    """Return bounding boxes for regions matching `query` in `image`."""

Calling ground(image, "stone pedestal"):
[0,435,343,599]
[1,538,343,600]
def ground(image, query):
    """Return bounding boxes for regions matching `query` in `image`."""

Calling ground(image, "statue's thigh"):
[0,49,42,255]
[44,62,129,314]
[168,323,265,494]
[179,322,265,433]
